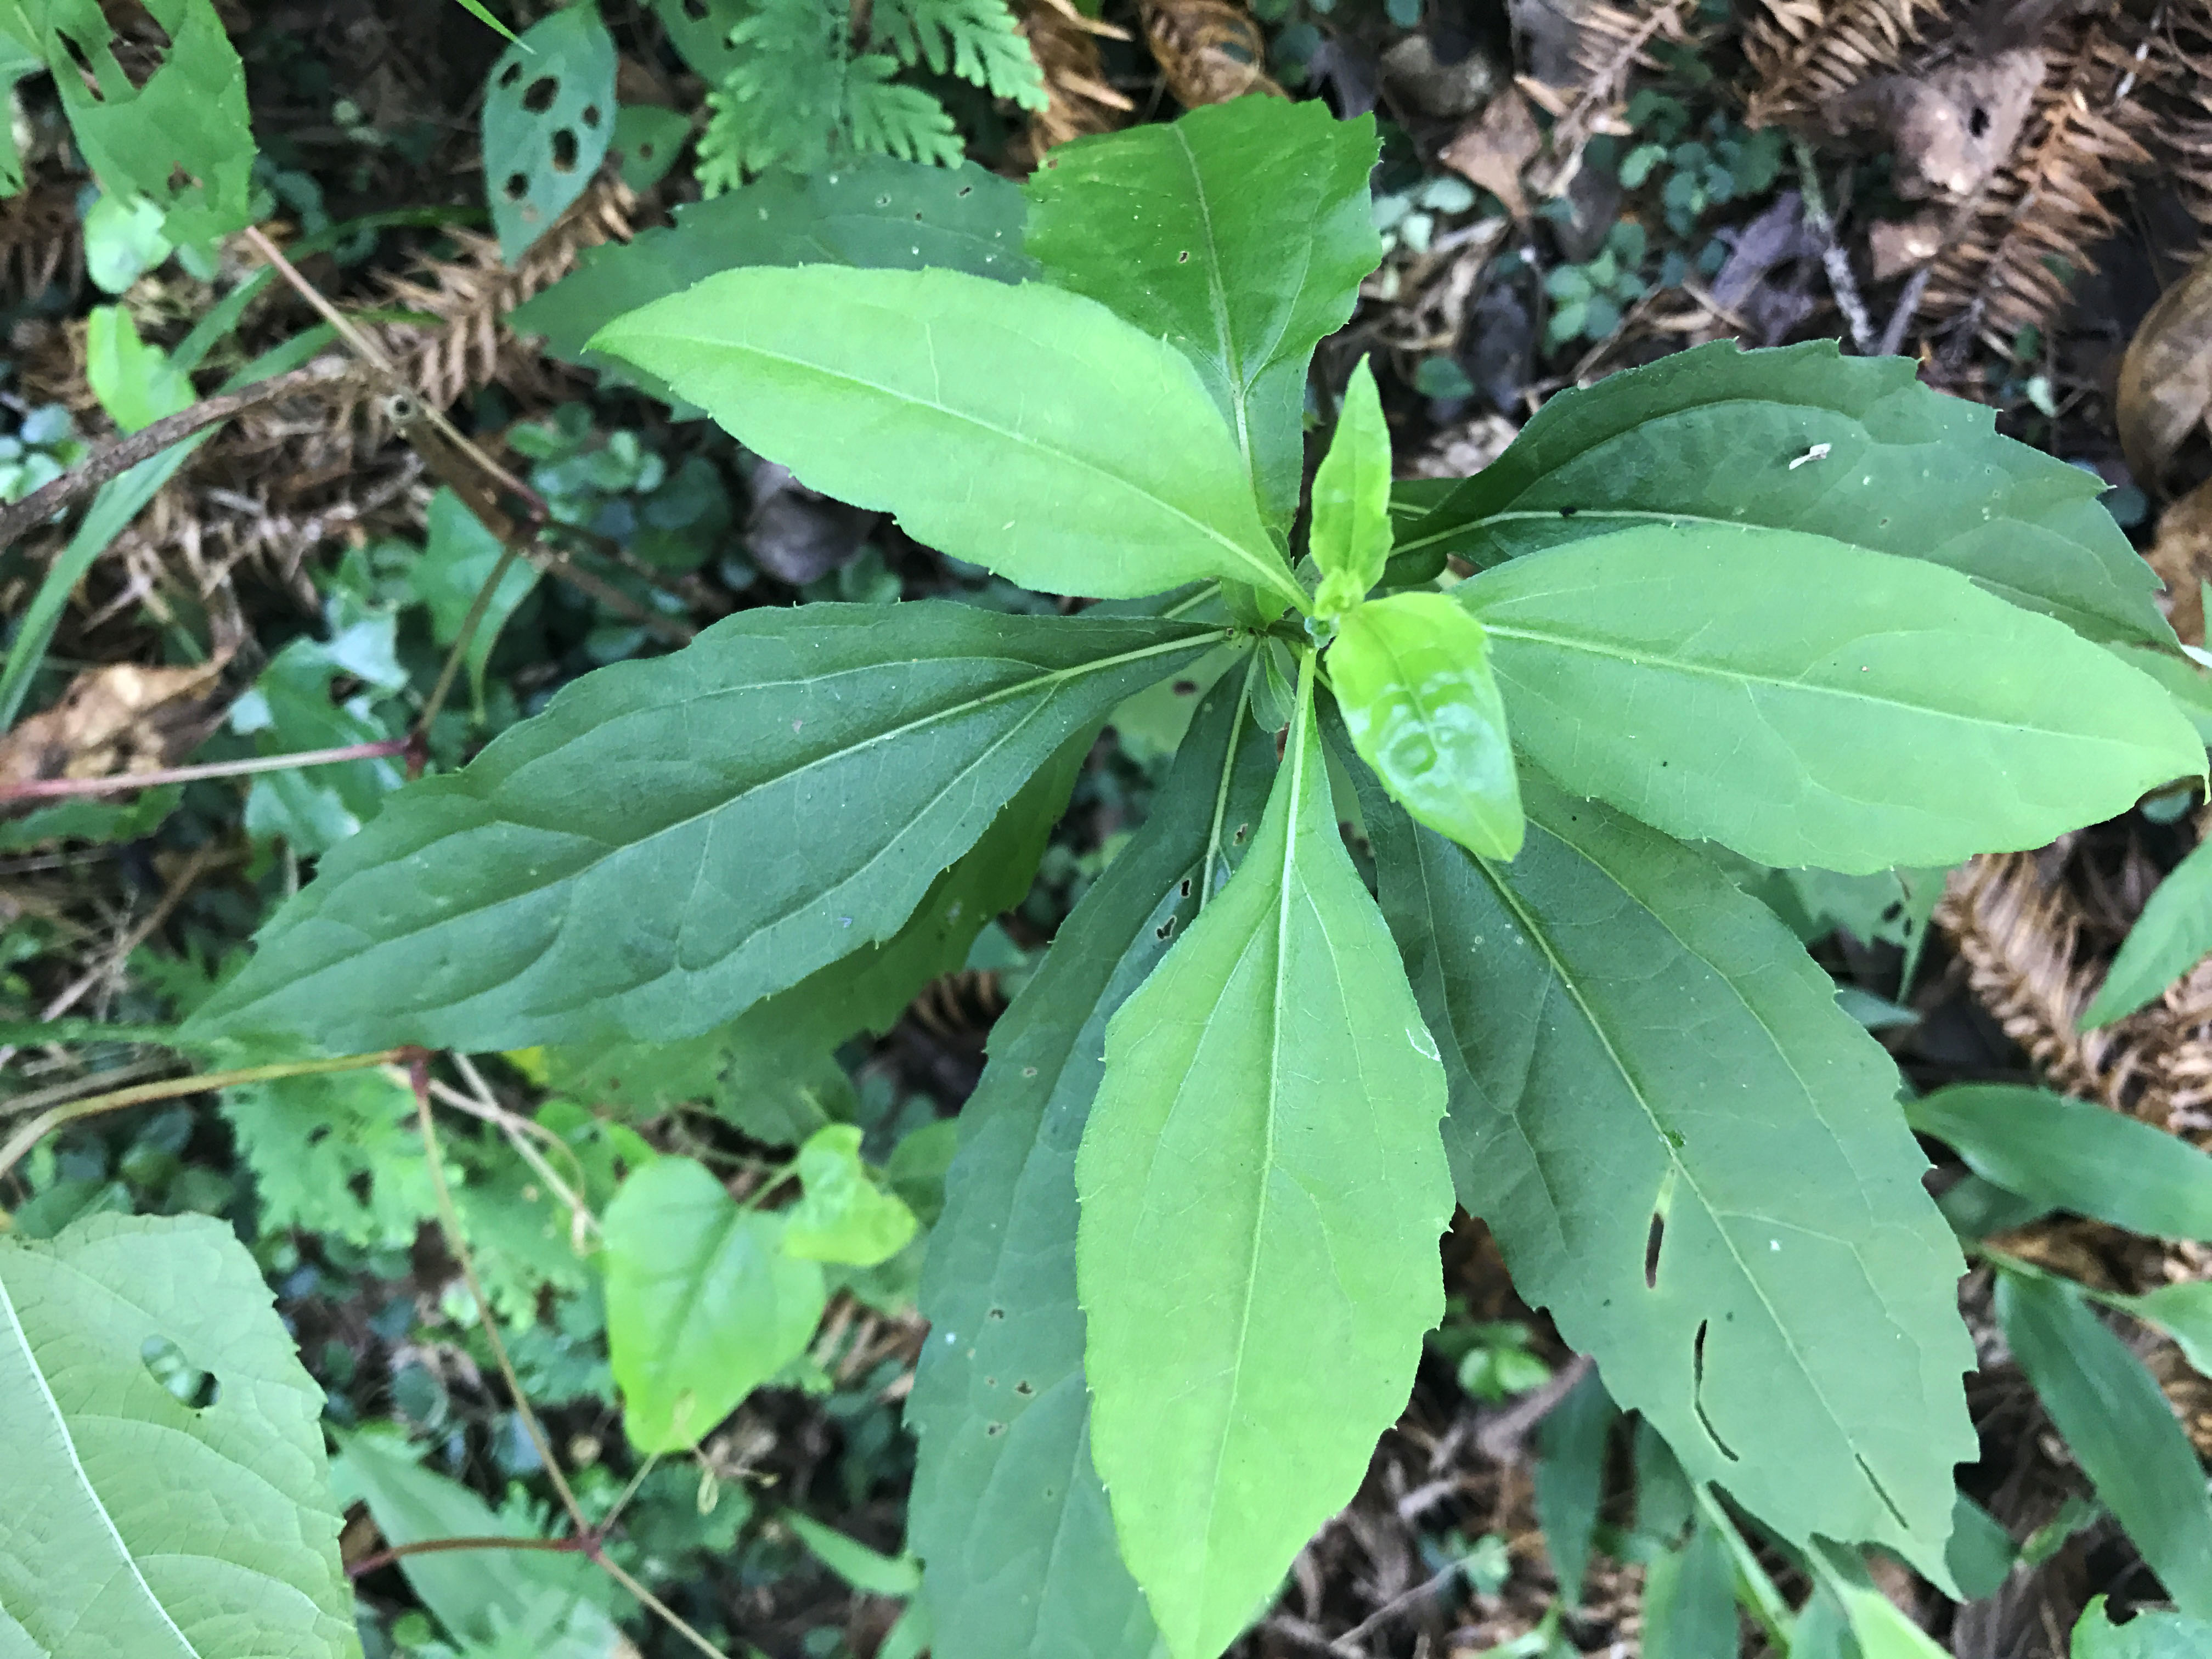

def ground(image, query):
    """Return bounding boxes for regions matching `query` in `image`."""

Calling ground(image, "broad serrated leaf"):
[1076,667,1452,1659]
[1460,524,2200,873]
[184,604,1221,1054]
[1907,1084,2212,1239]
[0,1214,359,1658]
[482,4,616,262]
[592,267,1304,608]
[783,1125,919,1265]
[511,157,1030,395]
[1025,98,1379,533]
[602,1155,827,1453]
[2083,834,2212,1027]
[1330,591,1521,858]
[1996,1269,2212,1619]
[2072,1596,2212,1656]
[331,1431,620,1656]
[1311,360,1393,616]
[1391,339,2174,646]
[908,666,1273,1659]
[1356,761,1975,1582]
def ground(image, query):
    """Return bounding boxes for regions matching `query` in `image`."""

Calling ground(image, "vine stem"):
[0,1049,407,1182]
[347,1534,585,1578]
[404,1056,735,1659]
[0,738,412,803]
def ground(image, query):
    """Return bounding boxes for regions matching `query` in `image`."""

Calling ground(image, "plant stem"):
[0,1049,407,1182]
[0,738,410,803]
[346,1534,586,1578]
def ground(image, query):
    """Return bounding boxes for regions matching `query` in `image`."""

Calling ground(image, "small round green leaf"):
[1330,592,1522,859]
[483,4,616,263]
[782,1125,919,1266]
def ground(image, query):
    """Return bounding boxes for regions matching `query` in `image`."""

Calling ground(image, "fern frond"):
[698,0,848,185]
[873,0,1047,105]
[842,53,967,165]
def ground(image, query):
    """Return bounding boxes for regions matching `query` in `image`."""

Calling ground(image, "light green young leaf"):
[602,1155,827,1453]
[1355,763,1976,1583]
[408,486,541,711]
[447,0,518,40]
[908,667,1272,1659]
[82,191,171,294]
[32,0,255,242]
[782,1125,919,1266]
[2111,1279,2212,1377]
[1906,1084,2212,1239]
[2083,834,2212,1027]
[1076,661,1452,1659]
[184,604,1220,1053]
[2072,1596,2212,1656]
[1390,338,2174,646]
[1025,97,1380,533]
[0,1214,360,1658]
[84,306,193,433]
[1330,591,1522,859]
[1311,361,1394,616]
[1460,523,2200,872]
[1809,1543,1949,1659]
[332,1431,621,1656]
[591,266,1305,610]
[483,4,616,262]
[1995,1270,2212,1620]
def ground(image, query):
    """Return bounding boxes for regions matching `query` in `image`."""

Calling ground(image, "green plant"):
[10,91,2212,1659]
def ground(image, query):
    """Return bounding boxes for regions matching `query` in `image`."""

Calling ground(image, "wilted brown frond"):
[1743,0,1944,127]
[1139,0,1283,109]
[1013,0,1135,163]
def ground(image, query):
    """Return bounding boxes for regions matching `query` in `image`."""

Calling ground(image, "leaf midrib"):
[0,1263,200,1656]
[613,318,1300,606]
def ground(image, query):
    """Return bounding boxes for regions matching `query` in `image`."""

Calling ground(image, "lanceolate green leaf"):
[909,666,1273,1659]
[1356,762,1975,1582]
[1907,1084,2212,1239]
[1076,663,1452,1659]
[1311,360,1394,617]
[1461,524,2200,873]
[1025,98,1380,532]
[0,1214,360,1658]
[1996,1269,2212,1620]
[591,267,1306,609]
[602,1155,827,1453]
[2082,834,2212,1027]
[184,605,1222,1053]
[1330,591,1521,859]
[1391,339,2174,646]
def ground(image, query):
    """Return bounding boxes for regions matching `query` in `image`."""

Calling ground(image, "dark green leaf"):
[602,1155,827,1452]
[184,604,1221,1053]
[1533,1365,1617,1606]
[1330,591,1521,858]
[1948,1491,2018,1601]
[1025,98,1379,533]
[1641,1517,1737,1659]
[786,1512,923,1597]
[1461,524,2200,872]
[1996,1270,2212,1620]
[909,665,1272,1659]
[2072,1596,2212,1656]
[1392,339,2173,646]
[0,1214,359,1658]
[1908,1084,2212,1240]
[483,4,616,262]
[592,268,1305,608]
[2083,834,2212,1027]
[1076,666,1452,1659]
[610,103,688,190]
[1357,762,1975,1582]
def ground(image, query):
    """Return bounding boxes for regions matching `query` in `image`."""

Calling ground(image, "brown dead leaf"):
[1139,0,1283,109]
[1868,210,1946,280]
[0,659,228,790]
[1836,49,2043,200]
[2146,476,2212,647]
[1441,87,1543,221]
[2119,249,2212,490]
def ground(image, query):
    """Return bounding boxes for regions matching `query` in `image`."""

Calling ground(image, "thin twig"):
[1794,138,1874,353]
[0,738,410,803]
[416,540,528,736]
[0,1056,177,1119]
[0,365,345,552]
[347,1534,586,1579]
[0,1049,407,1182]
[40,842,224,1024]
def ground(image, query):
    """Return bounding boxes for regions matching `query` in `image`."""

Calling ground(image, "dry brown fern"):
[1743,0,1945,127]
[1012,0,1135,163]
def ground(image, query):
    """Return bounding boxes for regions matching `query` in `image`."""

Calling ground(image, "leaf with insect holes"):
[602,1155,827,1453]
[183,604,1222,1054]
[1459,523,2202,873]
[908,665,1272,1659]
[1353,758,1976,1586]
[592,266,1305,609]
[1391,338,2175,646]
[1330,592,1521,859]
[0,1214,359,1658]
[1076,667,1451,1659]
[1026,98,1380,534]
[483,3,616,262]
[1311,361,1395,617]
